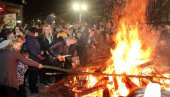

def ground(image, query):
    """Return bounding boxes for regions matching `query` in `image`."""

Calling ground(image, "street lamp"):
[73,3,79,11]
[81,4,87,11]
[72,2,87,23]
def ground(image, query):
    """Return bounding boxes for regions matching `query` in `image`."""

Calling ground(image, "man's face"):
[43,27,51,34]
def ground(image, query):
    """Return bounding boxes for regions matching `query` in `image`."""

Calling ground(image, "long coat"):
[0,50,39,89]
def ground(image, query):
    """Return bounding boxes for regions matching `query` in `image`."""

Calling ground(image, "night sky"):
[1,0,104,23]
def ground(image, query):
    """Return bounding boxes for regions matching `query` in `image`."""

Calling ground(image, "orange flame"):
[111,0,152,73]
[108,0,152,96]
[84,0,154,96]
[112,22,152,74]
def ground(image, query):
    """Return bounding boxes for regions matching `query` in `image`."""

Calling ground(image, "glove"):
[37,55,45,61]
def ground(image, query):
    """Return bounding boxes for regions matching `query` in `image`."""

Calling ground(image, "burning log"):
[138,61,153,68]
[42,65,170,97]
[43,65,170,80]
[75,72,170,80]
[44,65,169,78]
[39,0,170,96]
[103,88,110,97]
[114,76,118,90]
[76,84,107,97]
[123,76,139,90]
[94,77,109,87]
[93,76,118,91]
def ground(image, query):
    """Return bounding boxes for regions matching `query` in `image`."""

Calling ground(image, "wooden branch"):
[113,76,118,90]
[75,72,170,80]
[103,88,110,97]
[77,84,107,97]
[123,76,138,89]
[138,61,153,68]
[94,77,109,87]
[43,65,72,73]
[42,76,72,93]
[43,65,170,80]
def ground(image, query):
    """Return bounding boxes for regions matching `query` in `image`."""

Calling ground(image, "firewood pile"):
[40,58,170,97]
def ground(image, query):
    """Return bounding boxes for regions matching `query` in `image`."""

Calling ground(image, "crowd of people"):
[0,21,115,97]
[0,18,170,97]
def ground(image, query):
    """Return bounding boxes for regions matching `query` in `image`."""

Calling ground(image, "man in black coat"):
[49,37,77,69]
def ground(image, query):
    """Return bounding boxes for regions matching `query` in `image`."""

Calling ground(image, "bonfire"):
[42,0,170,97]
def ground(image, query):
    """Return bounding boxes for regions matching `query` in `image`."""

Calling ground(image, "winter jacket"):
[0,50,39,89]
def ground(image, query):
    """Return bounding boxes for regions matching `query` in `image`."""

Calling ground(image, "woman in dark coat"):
[38,25,54,63]
[38,25,54,85]
[0,39,42,97]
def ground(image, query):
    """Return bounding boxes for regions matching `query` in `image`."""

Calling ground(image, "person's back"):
[0,50,18,88]
[0,38,42,97]
[0,49,40,89]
